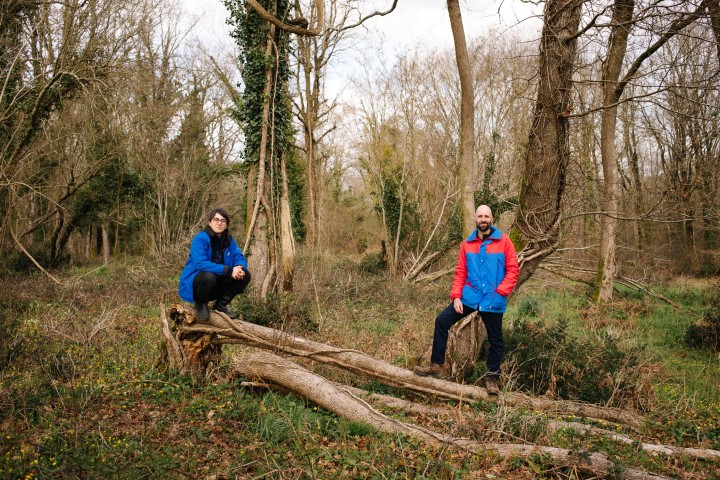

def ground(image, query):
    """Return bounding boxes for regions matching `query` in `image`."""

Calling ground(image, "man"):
[178,208,251,320]
[414,205,519,395]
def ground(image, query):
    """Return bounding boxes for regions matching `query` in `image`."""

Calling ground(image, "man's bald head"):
[475,205,494,233]
[476,205,493,217]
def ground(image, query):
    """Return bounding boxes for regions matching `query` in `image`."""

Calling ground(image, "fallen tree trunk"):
[166,303,645,430]
[236,351,670,480]
[247,379,720,463]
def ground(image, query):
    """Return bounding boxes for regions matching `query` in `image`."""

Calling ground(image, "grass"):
[1,250,719,479]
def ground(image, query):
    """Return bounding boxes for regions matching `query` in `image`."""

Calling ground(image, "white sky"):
[174,0,543,174]
[360,0,540,53]
[177,0,542,82]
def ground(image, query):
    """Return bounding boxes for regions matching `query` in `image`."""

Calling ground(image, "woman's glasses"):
[210,217,227,224]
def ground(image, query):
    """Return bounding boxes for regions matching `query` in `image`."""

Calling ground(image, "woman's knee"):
[193,271,220,292]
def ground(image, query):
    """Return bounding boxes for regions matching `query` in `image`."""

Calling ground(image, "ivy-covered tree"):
[224,0,297,297]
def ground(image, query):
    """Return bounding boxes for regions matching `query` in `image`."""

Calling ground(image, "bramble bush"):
[504,318,644,407]
[684,285,720,351]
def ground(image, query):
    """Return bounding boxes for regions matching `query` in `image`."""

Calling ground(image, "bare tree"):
[292,0,350,247]
[594,0,707,302]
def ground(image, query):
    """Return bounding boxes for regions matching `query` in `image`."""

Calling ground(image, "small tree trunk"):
[595,0,635,304]
[419,312,486,381]
[101,221,110,265]
[245,26,276,298]
[280,152,295,291]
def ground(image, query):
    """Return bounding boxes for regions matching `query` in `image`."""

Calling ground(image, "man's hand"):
[453,298,463,314]
[231,266,245,280]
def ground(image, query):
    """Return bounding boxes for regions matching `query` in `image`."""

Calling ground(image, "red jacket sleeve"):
[496,234,519,297]
[450,241,468,300]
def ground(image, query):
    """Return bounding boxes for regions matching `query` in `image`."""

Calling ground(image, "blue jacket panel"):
[450,227,519,313]
[178,230,248,302]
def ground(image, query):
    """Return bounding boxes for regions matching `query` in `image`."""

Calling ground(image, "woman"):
[178,208,251,320]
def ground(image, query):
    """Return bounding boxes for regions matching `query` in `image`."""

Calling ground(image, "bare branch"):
[246,0,322,36]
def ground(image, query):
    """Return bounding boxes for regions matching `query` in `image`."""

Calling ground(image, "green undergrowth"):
[1,257,719,478]
[504,279,720,451]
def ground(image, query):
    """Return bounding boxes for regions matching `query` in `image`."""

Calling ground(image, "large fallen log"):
[165,303,645,430]
[236,351,671,480]
[248,380,720,463]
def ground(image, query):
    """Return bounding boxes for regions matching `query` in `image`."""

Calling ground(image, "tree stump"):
[159,304,222,376]
[419,311,487,381]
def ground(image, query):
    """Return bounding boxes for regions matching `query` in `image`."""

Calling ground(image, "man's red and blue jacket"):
[450,226,519,313]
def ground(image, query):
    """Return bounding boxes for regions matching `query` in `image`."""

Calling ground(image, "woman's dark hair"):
[207,208,230,226]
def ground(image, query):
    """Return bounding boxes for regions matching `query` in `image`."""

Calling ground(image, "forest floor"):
[1,249,719,479]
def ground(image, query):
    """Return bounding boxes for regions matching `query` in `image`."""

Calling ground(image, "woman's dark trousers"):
[193,270,252,307]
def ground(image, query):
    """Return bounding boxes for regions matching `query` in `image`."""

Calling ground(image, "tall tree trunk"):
[595,0,704,293]
[624,110,646,253]
[280,152,295,291]
[245,24,276,298]
[512,0,584,287]
[595,0,635,304]
[301,34,320,246]
[447,0,475,234]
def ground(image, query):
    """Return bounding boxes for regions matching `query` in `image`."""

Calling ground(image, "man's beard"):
[477,222,491,233]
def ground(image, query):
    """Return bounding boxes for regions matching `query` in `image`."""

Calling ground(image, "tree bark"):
[595,0,635,303]
[159,306,222,376]
[512,0,584,287]
[447,0,476,234]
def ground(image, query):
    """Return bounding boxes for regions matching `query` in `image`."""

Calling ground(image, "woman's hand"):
[231,266,245,280]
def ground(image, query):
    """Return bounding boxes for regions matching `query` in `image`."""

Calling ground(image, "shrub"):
[516,296,540,319]
[684,286,720,351]
[232,293,317,332]
[358,251,386,274]
[504,318,643,407]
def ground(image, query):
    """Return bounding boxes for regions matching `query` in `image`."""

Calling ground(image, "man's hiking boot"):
[213,302,238,319]
[413,363,444,378]
[195,302,210,321]
[485,376,500,395]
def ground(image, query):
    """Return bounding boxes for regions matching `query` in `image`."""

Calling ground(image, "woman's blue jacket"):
[178,230,248,302]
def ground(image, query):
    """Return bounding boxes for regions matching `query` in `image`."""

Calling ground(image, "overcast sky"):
[177,0,542,99]
[179,1,541,50]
